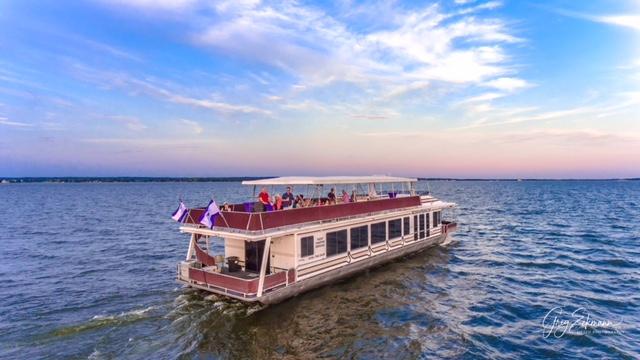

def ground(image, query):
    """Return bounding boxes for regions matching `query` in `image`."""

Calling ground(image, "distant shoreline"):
[0,177,638,183]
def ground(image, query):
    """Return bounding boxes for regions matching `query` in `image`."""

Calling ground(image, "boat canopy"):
[242,176,417,186]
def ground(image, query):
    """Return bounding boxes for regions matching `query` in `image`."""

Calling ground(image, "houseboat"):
[175,176,457,304]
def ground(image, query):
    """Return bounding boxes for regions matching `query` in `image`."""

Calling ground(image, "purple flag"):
[171,201,188,222]
[199,200,220,229]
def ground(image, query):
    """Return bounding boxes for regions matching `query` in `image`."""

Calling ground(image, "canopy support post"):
[186,233,195,260]
[257,237,272,298]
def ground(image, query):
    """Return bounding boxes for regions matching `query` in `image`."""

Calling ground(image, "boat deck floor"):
[219,269,264,279]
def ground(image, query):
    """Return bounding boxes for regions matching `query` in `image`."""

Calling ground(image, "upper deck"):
[182,195,426,233]
[179,175,455,236]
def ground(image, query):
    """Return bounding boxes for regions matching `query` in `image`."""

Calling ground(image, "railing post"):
[257,237,272,298]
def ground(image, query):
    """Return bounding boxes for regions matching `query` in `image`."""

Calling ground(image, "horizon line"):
[1,176,639,182]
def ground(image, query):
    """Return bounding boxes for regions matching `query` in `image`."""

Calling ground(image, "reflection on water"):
[1,181,639,359]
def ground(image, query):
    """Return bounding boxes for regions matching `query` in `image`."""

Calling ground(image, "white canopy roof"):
[242,176,417,186]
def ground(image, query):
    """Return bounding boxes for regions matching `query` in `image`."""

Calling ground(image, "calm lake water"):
[1,181,639,359]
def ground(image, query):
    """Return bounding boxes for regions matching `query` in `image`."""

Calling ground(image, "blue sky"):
[0,0,639,178]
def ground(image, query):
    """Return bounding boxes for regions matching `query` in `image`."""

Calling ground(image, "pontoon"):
[175,176,457,304]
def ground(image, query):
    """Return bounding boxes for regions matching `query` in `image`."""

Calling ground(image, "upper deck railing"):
[183,195,422,232]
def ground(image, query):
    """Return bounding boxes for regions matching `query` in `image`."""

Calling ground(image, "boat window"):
[403,217,410,236]
[425,213,430,237]
[413,215,418,240]
[433,211,440,227]
[326,229,348,256]
[419,213,425,239]
[388,219,402,240]
[300,236,314,257]
[350,225,369,250]
[371,222,386,244]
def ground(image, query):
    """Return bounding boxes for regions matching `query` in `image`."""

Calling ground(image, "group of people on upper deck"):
[256,186,357,211]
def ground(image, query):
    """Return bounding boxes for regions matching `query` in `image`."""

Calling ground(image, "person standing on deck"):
[341,190,350,203]
[257,187,271,212]
[293,194,303,208]
[327,188,336,204]
[274,194,283,210]
[282,186,294,205]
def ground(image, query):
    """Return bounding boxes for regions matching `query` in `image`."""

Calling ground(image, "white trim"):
[186,233,195,260]
[257,237,272,297]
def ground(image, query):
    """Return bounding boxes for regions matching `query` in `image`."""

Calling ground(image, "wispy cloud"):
[379,81,430,100]
[483,77,532,92]
[80,137,217,147]
[458,91,506,103]
[594,15,640,31]
[455,106,593,129]
[101,0,199,11]
[357,127,639,145]
[553,9,640,31]
[79,38,143,62]
[108,115,147,131]
[350,114,390,120]
[69,63,270,115]
[356,131,440,139]
[280,100,327,112]
[456,1,504,16]
[455,90,640,130]
[179,119,203,134]
[495,129,640,145]
[170,94,270,114]
[264,95,283,102]
[0,116,33,127]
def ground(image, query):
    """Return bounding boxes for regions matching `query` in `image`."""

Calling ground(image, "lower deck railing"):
[184,266,296,299]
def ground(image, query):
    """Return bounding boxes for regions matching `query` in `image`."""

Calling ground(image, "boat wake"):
[168,289,266,324]
[48,306,158,338]
[439,235,456,247]
[204,293,267,315]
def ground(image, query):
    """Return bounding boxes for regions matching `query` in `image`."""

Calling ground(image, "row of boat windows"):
[301,211,441,258]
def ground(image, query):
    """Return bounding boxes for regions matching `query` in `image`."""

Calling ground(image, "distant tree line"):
[417,178,640,181]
